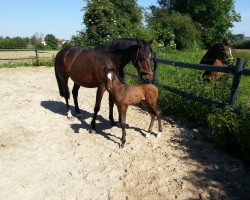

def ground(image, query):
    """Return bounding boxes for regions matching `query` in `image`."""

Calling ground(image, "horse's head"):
[217,39,233,65]
[132,39,154,83]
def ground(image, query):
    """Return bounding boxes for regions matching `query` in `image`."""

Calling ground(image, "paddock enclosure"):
[0,67,250,199]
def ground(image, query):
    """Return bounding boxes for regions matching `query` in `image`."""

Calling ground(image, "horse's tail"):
[54,47,71,100]
[54,66,64,97]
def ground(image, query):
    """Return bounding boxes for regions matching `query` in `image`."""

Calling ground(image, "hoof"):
[67,111,72,119]
[111,121,119,127]
[156,132,161,138]
[76,113,82,119]
[89,129,96,134]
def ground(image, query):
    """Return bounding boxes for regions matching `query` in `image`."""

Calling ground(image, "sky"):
[0,0,249,40]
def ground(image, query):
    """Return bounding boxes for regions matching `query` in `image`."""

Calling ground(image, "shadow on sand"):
[41,100,121,146]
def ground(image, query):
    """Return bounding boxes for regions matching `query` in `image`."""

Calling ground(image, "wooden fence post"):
[153,52,158,85]
[35,49,39,65]
[229,58,244,108]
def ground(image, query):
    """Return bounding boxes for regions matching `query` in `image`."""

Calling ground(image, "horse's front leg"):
[90,84,106,133]
[72,83,81,118]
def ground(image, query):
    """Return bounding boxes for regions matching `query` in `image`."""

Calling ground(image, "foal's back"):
[121,83,158,105]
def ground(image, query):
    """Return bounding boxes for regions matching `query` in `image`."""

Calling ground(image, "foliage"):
[230,33,245,43]
[70,31,88,47]
[173,0,240,47]
[35,42,46,50]
[147,8,200,50]
[0,37,28,49]
[171,0,241,47]
[82,0,146,47]
[233,40,250,49]
[45,34,58,50]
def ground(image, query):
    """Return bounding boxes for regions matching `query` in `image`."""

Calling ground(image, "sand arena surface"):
[0,67,249,199]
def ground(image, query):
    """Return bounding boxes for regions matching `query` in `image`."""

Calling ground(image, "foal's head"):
[105,70,118,94]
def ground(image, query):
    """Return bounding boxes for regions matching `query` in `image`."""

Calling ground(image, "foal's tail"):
[54,47,71,100]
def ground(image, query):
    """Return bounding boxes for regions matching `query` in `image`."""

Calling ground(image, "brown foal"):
[106,70,162,148]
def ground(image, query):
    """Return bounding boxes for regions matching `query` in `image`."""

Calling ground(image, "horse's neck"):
[200,51,216,65]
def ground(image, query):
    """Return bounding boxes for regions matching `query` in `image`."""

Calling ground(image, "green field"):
[0,50,57,67]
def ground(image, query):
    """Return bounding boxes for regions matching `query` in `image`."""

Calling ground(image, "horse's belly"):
[70,73,98,88]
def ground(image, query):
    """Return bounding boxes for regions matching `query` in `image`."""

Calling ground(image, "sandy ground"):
[0,67,250,200]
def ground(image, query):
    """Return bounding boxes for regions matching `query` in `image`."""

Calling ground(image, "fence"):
[125,53,250,109]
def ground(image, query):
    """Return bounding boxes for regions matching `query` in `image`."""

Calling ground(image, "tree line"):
[0,33,68,50]
[1,0,245,50]
[70,0,242,50]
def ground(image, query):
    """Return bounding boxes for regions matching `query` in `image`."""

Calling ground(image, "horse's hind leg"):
[72,83,81,118]
[60,78,71,118]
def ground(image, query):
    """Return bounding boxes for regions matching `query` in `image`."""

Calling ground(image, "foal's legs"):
[72,83,81,117]
[90,84,106,132]
[145,102,162,137]
[118,105,128,148]
[108,93,117,126]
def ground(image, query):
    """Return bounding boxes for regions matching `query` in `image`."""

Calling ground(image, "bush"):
[0,37,28,49]
[233,40,250,49]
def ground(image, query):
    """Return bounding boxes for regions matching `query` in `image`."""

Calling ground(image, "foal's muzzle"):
[107,88,112,94]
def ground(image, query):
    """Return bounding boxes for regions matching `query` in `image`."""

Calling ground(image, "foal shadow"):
[40,100,120,146]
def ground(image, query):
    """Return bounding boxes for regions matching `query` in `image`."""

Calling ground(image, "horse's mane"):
[95,38,141,53]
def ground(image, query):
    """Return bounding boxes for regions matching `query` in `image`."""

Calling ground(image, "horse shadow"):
[40,100,120,146]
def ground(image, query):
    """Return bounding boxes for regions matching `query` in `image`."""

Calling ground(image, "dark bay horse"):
[105,69,162,148]
[201,39,233,83]
[54,38,153,132]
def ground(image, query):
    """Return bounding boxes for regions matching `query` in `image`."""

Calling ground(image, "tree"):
[82,0,144,47]
[147,7,200,50]
[83,0,117,46]
[170,0,241,47]
[45,34,58,49]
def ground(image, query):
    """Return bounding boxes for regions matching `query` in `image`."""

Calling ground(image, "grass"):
[126,49,250,162]
[0,50,57,68]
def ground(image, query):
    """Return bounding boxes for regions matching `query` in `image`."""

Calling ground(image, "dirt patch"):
[0,67,250,199]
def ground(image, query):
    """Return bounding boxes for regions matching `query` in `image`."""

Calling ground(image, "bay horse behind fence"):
[105,69,162,148]
[201,39,233,83]
[54,38,153,132]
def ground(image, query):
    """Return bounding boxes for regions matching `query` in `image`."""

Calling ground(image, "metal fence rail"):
[125,53,249,109]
